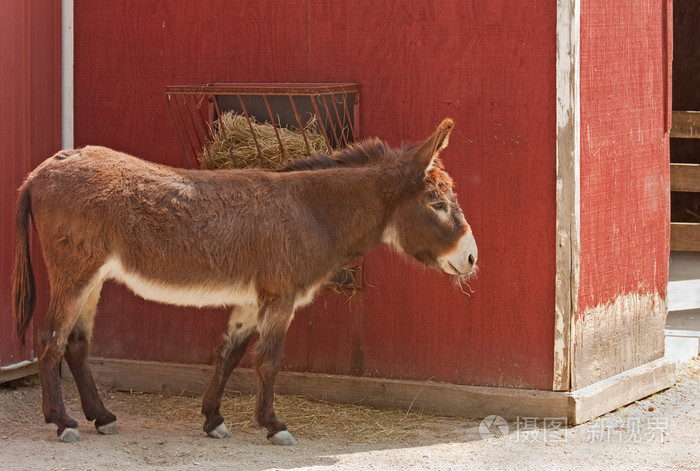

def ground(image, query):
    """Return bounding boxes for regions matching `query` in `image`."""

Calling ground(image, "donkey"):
[13,118,477,445]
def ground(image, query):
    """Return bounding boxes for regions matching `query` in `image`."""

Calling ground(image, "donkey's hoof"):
[207,422,231,439]
[97,421,118,435]
[59,427,80,443]
[268,429,296,446]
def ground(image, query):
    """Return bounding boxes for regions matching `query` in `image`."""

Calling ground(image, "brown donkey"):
[13,118,477,445]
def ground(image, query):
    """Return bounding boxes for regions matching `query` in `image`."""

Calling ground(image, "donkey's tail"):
[13,181,36,345]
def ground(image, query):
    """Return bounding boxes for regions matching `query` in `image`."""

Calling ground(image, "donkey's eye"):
[431,201,448,212]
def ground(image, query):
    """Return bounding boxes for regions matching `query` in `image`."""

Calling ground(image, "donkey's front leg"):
[254,296,296,446]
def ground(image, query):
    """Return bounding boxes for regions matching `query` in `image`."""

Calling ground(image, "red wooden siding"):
[0,1,61,368]
[74,1,557,389]
[579,1,670,311]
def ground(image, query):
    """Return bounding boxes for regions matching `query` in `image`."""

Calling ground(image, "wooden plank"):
[79,1,560,390]
[0,0,61,367]
[553,0,581,392]
[574,293,666,388]
[671,163,700,192]
[88,357,569,420]
[570,357,675,424]
[671,223,700,252]
[88,357,676,425]
[0,361,38,384]
[671,111,700,139]
[0,1,30,369]
[663,0,672,132]
[577,1,670,389]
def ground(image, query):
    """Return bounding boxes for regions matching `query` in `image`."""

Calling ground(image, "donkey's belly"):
[99,257,258,308]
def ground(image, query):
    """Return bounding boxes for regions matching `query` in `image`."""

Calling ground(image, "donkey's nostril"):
[468,254,476,266]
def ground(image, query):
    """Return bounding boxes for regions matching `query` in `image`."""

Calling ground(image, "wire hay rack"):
[165,83,359,170]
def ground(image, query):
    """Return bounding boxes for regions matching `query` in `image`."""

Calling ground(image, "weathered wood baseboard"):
[87,357,675,426]
[0,360,38,384]
[570,357,676,423]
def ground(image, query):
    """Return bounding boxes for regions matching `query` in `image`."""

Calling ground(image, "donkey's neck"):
[287,166,399,261]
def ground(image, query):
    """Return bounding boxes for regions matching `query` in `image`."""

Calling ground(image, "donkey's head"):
[383,119,478,279]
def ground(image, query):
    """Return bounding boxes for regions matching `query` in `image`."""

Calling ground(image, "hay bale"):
[200,112,330,170]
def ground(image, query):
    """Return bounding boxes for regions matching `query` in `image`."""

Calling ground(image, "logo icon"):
[479,415,510,439]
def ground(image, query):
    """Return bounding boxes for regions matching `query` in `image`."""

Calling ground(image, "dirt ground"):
[1,358,698,471]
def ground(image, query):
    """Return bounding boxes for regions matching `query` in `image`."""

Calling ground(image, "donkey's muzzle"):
[439,231,478,276]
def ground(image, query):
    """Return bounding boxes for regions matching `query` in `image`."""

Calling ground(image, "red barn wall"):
[576,1,670,388]
[0,1,61,369]
[74,1,557,389]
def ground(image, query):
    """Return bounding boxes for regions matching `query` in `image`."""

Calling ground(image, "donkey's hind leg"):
[64,281,117,435]
[253,297,296,446]
[37,293,86,442]
[201,305,256,438]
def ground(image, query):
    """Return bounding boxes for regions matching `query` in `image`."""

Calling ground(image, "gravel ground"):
[0,358,697,471]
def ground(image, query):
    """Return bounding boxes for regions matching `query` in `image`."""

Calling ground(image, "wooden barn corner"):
[3,0,686,427]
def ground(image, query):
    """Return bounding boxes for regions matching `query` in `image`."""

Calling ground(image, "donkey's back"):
[22,146,329,308]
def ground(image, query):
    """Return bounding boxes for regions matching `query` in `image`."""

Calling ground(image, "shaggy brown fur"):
[12,118,477,444]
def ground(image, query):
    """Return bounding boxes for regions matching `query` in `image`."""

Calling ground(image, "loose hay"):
[116,389,433,444]
[200,112,331,170]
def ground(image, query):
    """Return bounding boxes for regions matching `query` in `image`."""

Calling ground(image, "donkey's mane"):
[279,138,413,173]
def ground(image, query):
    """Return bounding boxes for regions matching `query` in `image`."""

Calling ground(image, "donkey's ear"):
[412,118,455,175]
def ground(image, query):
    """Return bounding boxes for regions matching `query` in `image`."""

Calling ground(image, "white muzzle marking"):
[439,231,478,276]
